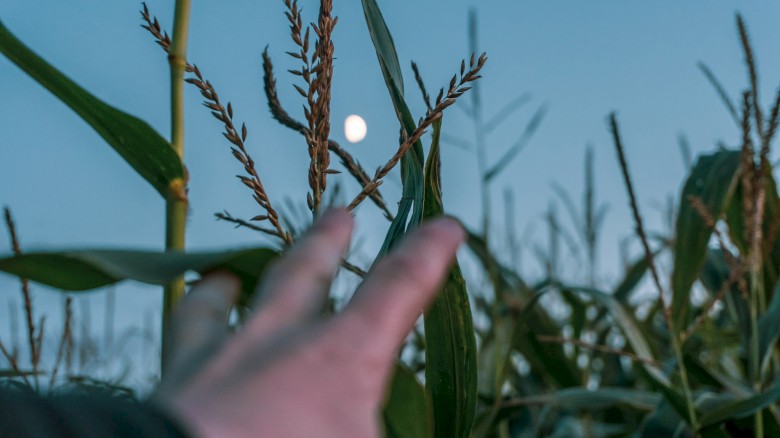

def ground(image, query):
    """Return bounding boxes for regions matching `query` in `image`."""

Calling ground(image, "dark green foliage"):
[671,150,741,329]
[0,248,277,303]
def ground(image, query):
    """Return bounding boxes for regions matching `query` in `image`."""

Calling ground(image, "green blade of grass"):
[384,364,433,438]
[361,0,404,95]
[757,278,780,372]
[0,20,184,198]
[361,1,425,255]
[700,381,780,428]
[484,104,547,182]
[422,118,478,438]
[671,149,742,329]
[0,248,277,304]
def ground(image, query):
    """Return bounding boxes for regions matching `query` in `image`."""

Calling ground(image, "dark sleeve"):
[0,389,190,438]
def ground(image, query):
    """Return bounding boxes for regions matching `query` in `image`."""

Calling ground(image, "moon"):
[344,115,367,143]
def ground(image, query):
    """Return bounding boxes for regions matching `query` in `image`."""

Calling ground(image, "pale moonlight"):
[344,115,367,143]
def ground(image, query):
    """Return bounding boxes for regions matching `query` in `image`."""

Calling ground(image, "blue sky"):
[2,1,780,384]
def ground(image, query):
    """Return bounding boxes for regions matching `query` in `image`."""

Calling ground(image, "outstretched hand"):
[153,208,464,438]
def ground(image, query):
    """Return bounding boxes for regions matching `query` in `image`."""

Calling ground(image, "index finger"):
[340,218,464,361]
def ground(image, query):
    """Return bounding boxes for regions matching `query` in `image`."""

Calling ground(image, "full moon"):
[344,115,367,143]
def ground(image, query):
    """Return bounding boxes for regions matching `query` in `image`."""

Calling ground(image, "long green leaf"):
[360,0,404,95]
[553,387,660,411]
[640,399,691,438]
[671,149,741,329]
[758,278,780,372]
[486,387,658,428]
[700,381,780,427]
[361,1,425,256]
[0,20,184,198]
[383,364,432,438]
[484,103,547,182]
[0,248,277,302]
[422,118,477,438]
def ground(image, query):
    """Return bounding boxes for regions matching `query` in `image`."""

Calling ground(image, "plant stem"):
[670,322,699,431]
[751,269,765,438]
[162,0,191,375]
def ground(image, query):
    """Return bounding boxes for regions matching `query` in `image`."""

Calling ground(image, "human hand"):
[152,208,464,438]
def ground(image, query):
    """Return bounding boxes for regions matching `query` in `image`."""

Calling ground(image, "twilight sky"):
[2,1,780,385]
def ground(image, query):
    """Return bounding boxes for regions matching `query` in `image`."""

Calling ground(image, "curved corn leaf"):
[552,387,660,411]
[374,64,425,256]
[0,20,184,198]
[383,364,432,438]
[485,387,658,429]
[639,399,686,438]
[361,0,404,95]
[720,409,780,437]
[671,149,741,330]
[699,381,780,427]
[422,118,477,438]
[0,248,277,303]
[361,0,425,256]
[484,103,547,182]
[758,278,780,372]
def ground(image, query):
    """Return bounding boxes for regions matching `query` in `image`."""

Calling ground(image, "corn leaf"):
[422,118,477,438]
[549,387,660,411]
[758,278,780,372]
[639,399,686,438]
[699,381,780,427]
[671,149,741,330]
[0,20,184,198]
[361,1,425,256]
[0,248,277,303]
[361,0,404,95]
[383,364,432,438]
[484,103,547,182]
